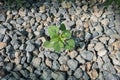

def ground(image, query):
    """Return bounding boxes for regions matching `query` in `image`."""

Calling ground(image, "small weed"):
[43,24,75,52]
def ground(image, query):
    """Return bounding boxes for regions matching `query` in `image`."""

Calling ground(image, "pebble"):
[25,43,35,52]
[41,70,52,80]
[61,1,71,8]
[103,71,119,80]
[39,5,46,13]
[6,63,13,71]
[52,60,60,70]
[67,50,78,59]
[60,64,69,71]
[97,48,107,57]
[115,51,120,61]
[16,18,24,25]
[67,76,77,80]
[88,69,98,79]
[58,56,69,64]
[45,58,52,68]
[94,42,105,51]
[82,5,88,12]
[20,70,29,78]
[51,72,66,80]
[80,51,93,61]
[103,62,116,74]
[19,8,26,17]
[76,55,85,64]
[73,68,83,79]
[0,27,6,34]
[67,59,78,70]
[31,57,41,68]
[0,42,7,50]
[0,14,5,21]
[49,53,58,60]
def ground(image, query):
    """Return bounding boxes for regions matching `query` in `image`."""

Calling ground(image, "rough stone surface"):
[0,42,7,49]
[31,57,41,68]
[67,59,78,70]
[80,51,93,61]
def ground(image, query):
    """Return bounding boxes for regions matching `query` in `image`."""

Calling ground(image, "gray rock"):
[6,63,13,71]
[92,31,99,38]
[67,76,77,80]
[103,62,116,74]
[0,34,4,41]
[12,10,18,15]
[0,27,7,34]
[26,52,32,63]
[0,14,5,21]
[68,8,75,15]
[3,23,13,30]
[41,70,52,80]
[14,64,22,71]
[30,73,37,80]
[74,68,83,79]
[50,7,57,15]
[82,71,90,80]
[103,71,119,80]
[49,53,58,60]
[6,45,14,52]
[85,32,92,40]
[16,18,24,25]
[76,55,85,64]
[67,59,78,70]
[25,43,35,52]
[41,14,47,20]
[44,51,51,57]
[58,56,69,64]
[97,72,104,80]
[10,39,21,49]
[51,72,66,80]
[102,55,110,63]
[0,56,4,61]
[20,70,29,78]
[80,51,93,61]
[52,60,60,70]
[106,29,116,37]
[12,72,20,79]
[19,44,26,50]
[31,57,41,68]
[92,62,98,69]
[21,56,26,64]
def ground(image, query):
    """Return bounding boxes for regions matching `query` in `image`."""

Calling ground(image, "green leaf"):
[48,26,59,38]
[53,41,64,52]
[43,41,52,48]
[61,30,71,39]
[60,24,66,31]
[103,0,113,7]
[65,39,75,50]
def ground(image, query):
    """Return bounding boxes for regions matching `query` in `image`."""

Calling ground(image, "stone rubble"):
[0,0,120,79]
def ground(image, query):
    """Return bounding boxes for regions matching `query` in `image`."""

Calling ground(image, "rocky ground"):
[0,0,120,80]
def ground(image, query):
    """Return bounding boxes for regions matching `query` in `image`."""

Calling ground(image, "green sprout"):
[43,24,75,52]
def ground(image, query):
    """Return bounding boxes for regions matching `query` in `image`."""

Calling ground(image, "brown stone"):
[0,42,7,50]
[45,58,52,68]
[60,64,69,71]
[88,69,98,79]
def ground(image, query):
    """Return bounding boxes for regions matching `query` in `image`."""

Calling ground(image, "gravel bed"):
[0,0,120,80]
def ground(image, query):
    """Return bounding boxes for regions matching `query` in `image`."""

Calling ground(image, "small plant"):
[103,0,120,7]
[5,0,23,7]
[43,24,75,52]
